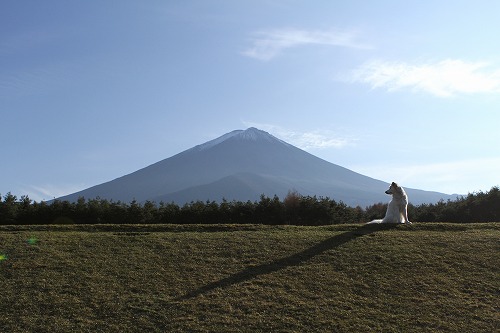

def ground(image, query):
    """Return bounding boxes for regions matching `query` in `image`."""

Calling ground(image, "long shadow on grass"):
[177,223,397,300]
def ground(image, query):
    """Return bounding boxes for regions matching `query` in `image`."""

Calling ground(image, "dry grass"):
[0,223,499,332]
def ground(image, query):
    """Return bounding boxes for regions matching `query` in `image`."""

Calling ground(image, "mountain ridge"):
[57,127,457,206]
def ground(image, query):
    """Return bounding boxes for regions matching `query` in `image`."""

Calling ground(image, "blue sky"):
[2,0,499,201]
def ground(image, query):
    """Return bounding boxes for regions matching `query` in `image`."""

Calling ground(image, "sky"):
[2,0,500,202]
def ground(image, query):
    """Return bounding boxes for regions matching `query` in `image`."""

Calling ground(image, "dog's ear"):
[392,182,397,187]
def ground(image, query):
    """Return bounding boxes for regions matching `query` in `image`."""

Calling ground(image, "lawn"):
[1,223,498,332]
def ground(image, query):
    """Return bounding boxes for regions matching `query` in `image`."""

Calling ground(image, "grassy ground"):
[0,223,498,332]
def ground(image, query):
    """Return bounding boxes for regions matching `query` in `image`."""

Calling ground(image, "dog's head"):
[385,182,399,195]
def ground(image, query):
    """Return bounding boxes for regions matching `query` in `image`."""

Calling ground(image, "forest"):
[0,186,498,225]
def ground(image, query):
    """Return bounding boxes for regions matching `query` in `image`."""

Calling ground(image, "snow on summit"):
[193,130,242,151]
[193,127,286,151]
[233,127,290,145]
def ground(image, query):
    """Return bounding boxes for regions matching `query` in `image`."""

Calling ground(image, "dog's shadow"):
[177,223,397,301]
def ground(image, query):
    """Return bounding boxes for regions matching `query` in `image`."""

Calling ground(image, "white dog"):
[368,182,412,224]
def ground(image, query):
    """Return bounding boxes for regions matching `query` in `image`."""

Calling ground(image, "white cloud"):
[22,184,86,202]
[292,132,351,149]
[242,28,371,61]
[242,122,355,149]
[351,59,500,97]
[351,158,500,194]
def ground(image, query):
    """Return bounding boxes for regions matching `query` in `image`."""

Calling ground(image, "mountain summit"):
[58,128,455,206]
[190,127,288,152]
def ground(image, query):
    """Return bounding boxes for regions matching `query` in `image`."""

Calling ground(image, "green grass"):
[0,223,498,332]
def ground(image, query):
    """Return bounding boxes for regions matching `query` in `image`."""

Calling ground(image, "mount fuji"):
[57,127,456,207]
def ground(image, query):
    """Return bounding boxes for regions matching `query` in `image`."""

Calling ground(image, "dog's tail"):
[366,219,383,224]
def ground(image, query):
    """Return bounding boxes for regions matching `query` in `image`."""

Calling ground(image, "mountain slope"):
[58,128,456,206]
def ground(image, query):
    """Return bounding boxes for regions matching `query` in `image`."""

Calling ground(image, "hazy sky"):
[2,1,499,201]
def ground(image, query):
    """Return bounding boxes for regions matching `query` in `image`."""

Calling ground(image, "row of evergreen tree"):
[0,187,498,225]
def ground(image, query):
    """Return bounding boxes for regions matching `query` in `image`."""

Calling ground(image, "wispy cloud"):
[290,131,352,149]
[0,30,57,56]
[351,158,500,194]
[22,184,86,202]
[242,122,355,149]
[242,28,371,61]
[351,59,500,97]
[0,66,70,99]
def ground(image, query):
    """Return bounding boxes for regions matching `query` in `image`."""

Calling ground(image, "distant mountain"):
[57,127,457,207]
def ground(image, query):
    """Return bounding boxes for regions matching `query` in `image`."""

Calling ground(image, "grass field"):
[0,223,498,332]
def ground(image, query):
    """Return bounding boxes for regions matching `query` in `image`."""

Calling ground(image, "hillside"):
[1,223,498,332]
[57,128,457,207]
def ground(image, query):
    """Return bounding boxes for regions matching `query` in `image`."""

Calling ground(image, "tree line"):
[0,187,498,225]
